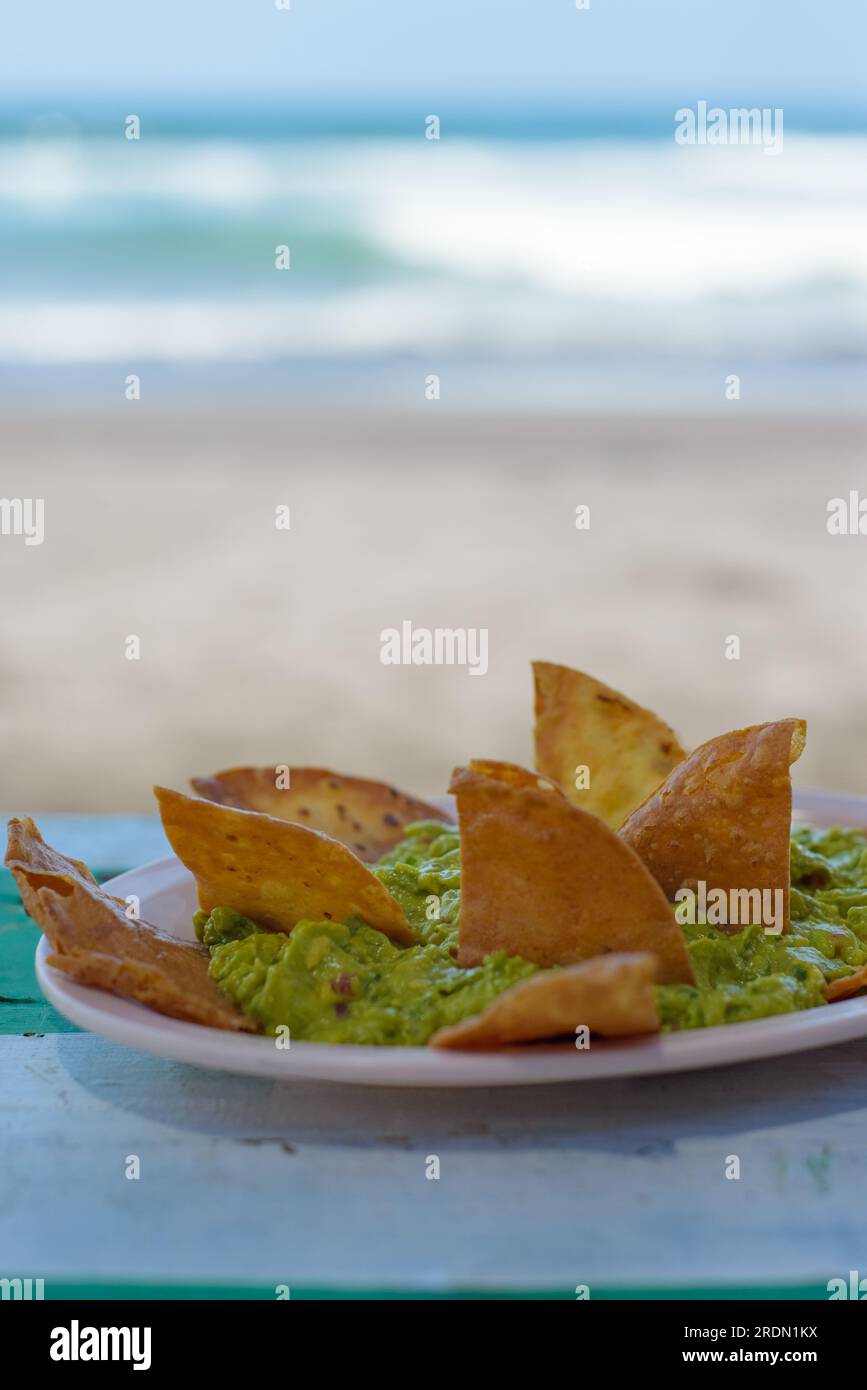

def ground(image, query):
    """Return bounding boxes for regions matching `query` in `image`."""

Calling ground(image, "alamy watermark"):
[675,881,784,935]
[828,1270,867,1299]
[1,1276,44,1299]
[50,1320,151,1370]
[827,491,867,535]
[0,497,44,545]
[380,622,488,676]
[675,101,783,156]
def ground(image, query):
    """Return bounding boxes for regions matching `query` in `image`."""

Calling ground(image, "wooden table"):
[2,816,865,1299]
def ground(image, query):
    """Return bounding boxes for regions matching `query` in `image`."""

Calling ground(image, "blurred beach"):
[2,408,866,811]
[2,18,866,814]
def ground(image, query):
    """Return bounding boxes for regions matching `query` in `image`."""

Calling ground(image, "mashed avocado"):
[196,821,867,1044]
[195,822,536,1044]
[658,825,867,1029]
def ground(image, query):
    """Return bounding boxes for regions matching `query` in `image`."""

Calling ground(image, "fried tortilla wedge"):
[155,786,415,944]
[620,719,806,931]
[450,760,694,984]
[430,952,659,1048]
[190,766,451,863]
[825,966,867,1003]
[533,661,686,828]
[5,817,253,1031]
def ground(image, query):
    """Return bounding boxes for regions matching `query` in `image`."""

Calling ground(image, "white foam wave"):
[1,134,866,361]
[1,281,865,363]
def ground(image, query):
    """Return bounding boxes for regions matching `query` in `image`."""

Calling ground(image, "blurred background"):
[1,0,866,809]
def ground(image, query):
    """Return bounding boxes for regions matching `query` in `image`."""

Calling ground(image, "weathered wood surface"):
[3,1031,866,1293]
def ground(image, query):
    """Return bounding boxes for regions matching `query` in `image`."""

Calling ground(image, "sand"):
[2,409,866,812]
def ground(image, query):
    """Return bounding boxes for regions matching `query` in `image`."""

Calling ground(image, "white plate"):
[35,788,867,1087]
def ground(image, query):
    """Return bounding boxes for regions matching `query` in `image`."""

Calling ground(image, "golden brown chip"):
[450,760,694,984]
[431,952,659,1048]
[155,786,415,945]
[5,817,253,1032]
[620,719,806,931]
[825,966,867,1003]
[533,661,686,828]
[190,766,451,863]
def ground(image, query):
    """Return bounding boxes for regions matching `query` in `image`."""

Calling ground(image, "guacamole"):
[196,820,867,1044]
[658,824,867,1029]
[195,822,537,1045]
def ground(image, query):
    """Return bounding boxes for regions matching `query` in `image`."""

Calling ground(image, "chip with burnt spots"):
[190,767,451,863]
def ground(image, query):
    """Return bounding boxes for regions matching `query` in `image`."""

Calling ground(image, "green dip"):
[658,824,867,1029]
[195,822,536,1045]
[195,820,867,1044]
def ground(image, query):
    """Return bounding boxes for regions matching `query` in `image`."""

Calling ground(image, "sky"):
[0,0,865,126]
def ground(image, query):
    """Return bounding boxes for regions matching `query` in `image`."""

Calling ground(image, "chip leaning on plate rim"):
[10,661,867,1086]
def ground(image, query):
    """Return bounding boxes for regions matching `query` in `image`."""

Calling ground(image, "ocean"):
[1,123,865,411]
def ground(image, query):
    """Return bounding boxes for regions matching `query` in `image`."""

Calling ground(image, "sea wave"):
[1,282,865,364]
[0,133,865,365]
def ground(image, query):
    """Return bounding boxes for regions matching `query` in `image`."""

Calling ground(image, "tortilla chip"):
[533,662,686,828]
[825,966,867,1003]
[620,719,806,930]
[431,952,659,1048]
[430,950,661,1045]
[5,817,253,1032]
[190,766,451,863]
[450,760,694,984]
[155,786,415,945]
